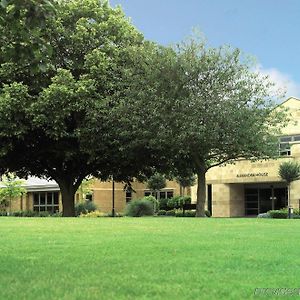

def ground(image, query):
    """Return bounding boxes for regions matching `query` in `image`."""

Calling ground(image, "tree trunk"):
[57,180,78,217]
[196,168,207,217]
[55,174,85,217]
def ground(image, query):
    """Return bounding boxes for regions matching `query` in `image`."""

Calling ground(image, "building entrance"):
[245,184,287,215]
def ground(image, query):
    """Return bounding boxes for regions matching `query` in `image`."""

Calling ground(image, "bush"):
[293,208,300,215]
[11,211,23,217]
[0,211,7,216]
[257,213,271,218]
[24,210,38,217]
[158,198,169,210]
[175,210,196,217]
[165,209,175,216]
[157,210,166,216]
[268,210,288,219]
[205,210,211,217]
[51,212,62,217]
[105,212,124,217]
[167,196,191,209]
[75,201,97,216]
[125,199,154,217]
[80,210,104,218]
[142,196,159,211]
[175,210,184,217]
[38,211,50,217]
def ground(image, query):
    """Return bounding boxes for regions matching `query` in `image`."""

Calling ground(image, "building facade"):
[191,97,300,217]
[7,177,182,214]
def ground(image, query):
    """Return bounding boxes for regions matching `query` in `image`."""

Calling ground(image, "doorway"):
[245,185,287,216]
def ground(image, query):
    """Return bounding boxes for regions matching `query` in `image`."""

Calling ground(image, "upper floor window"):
[279,135,300,156]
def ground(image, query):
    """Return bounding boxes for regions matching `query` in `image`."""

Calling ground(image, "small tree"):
[147,173,166,212]
[176,173,196,196]
[0,173,27,214]
[147,173,166,199]
[279,161,300,208]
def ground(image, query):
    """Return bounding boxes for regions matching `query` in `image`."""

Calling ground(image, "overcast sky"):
[110,0,300,99]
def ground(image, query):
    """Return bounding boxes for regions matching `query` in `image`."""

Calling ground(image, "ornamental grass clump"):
[125,199,154,217]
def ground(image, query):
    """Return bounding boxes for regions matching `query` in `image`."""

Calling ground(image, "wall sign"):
[237,172,268,178]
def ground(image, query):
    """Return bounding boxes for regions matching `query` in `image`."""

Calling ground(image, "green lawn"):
[0,217,300,300]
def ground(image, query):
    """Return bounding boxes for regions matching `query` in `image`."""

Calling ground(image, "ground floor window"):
[126,190,132,203]
[33,192,59,213]
[144,190,174,199]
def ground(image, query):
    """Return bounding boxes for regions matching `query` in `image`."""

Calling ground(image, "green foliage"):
[175,210,196,217]
[75,201,97,216]
[125,199,154,217]
[142,195,159,211]
[147,173,166,192]
[268,210,288,219]
[0,173,27,212]
[165,209,175,216]
[11,210,37,217]
[279,161,300,184]
[79,210,104,218]
[146,36,287,216]
[38,211,50,217]
[167,196,191,209]
[157,210,166,216]
[77,177,95,202]
[158,198,169,210]
[0,0,155,217]
[176,174,196,188]
[205,210,211,218]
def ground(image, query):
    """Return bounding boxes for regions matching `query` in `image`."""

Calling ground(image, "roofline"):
[278,96,300,106]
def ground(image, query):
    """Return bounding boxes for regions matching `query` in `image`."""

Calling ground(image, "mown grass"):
[0,217,300,299]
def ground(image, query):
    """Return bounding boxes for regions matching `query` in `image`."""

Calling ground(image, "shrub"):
[0,211,7,216]
[11,211,23,217]
[105,212,124,217]
[51,212,62,217]
[157,210,166,216]
[158,198,169,210]
[175,210,196,217]
[268,210,288,219]
[175,210,184,217]
[125,199,154,217]
[165,209,175,216]
[38,211,50,217]
[257,213,271,218]
[185,210,196,217]
[75,201,97,216]
[205,210,211,217]
[80,210,104,218]
[23,210,37,217]
[167,196,191,209]
[293,208,300,215]
[142,196,159,211]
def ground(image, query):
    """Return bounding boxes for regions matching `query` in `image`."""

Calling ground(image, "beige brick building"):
[191,97,300,217]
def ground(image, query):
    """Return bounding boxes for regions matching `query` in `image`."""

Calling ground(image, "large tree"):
[0,0,159,216]
[149,39,287,216]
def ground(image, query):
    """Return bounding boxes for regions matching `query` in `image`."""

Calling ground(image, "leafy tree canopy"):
[145,37,287,216]
[0,0,160,216]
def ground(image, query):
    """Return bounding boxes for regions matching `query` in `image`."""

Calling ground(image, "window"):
[278,135,300,156]
[125,190,132,203]
[86,194,93,201]
[33,192,59,213]
[144,190,174,199]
